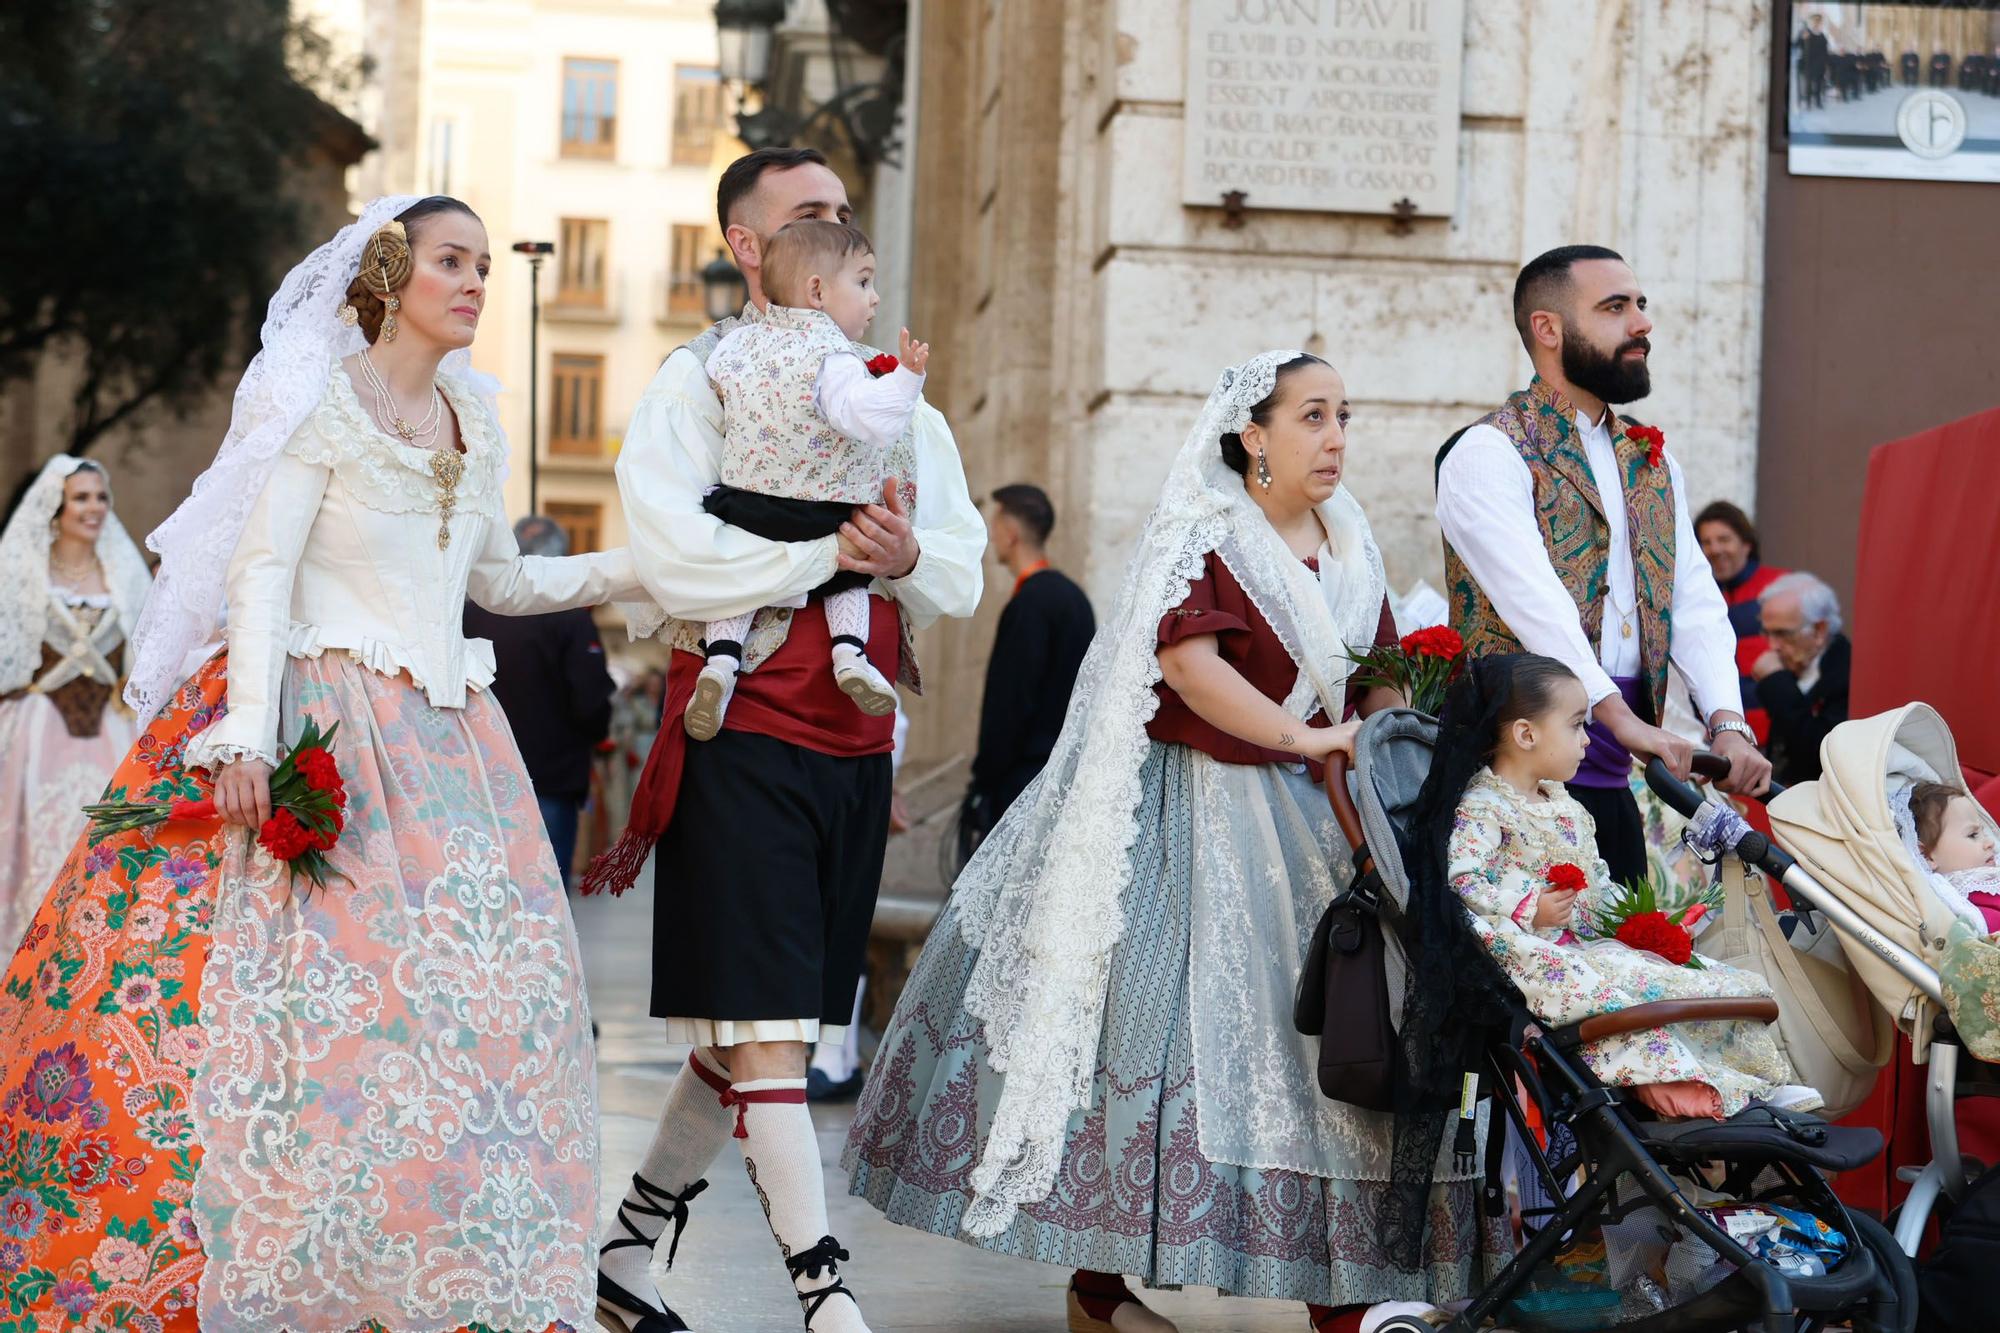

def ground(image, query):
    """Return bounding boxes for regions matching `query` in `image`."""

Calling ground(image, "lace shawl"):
[949,351,1388,1235]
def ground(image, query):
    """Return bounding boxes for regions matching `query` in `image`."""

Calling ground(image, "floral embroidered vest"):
[1442,377,1676,720]
[711,304,887,505]
[657,310,923,691]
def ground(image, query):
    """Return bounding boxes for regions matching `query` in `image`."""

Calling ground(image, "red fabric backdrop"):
[1830,405,2000,1218]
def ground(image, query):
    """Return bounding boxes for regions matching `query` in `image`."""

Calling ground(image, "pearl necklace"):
[49,550,100,585]
[357,351,444,448]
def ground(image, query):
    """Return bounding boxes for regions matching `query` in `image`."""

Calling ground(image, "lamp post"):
[701,250,749,323]
[511,240,555,515]
[712,0,905,164]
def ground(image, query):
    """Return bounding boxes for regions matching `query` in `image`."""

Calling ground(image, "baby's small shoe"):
[684,663,736,741]
[833,655,898,717]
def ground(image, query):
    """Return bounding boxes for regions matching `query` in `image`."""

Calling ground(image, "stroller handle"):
[1324,752,1371,864]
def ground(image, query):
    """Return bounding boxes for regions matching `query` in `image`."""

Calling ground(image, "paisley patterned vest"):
[658,310,923,691]
[711,304,885,504]
[1441,377,1677,720]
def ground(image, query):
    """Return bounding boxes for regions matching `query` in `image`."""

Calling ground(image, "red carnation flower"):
[865,353,899,378]
[1616,910,1693,966]
[257,810,315,862]
[1625,423,1666,469]
[1546,862,1587,893]
[296,747,342,795]
[167,798,217,823]
[1399,626,1465,660]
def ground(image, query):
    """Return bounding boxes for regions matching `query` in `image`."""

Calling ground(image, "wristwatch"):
[1708,719,1758,747]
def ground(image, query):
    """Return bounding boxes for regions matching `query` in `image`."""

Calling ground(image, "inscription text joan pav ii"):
[1181,0,1465,216]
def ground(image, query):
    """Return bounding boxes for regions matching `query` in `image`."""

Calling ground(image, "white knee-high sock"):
[599,1048,734,1307]
[730,1078,870,1333]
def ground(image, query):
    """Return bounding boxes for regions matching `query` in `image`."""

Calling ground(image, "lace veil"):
[949,351,1387,1235]
[0,455,153,693]
[124,195,497,721]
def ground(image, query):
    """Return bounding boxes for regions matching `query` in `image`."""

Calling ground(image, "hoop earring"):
[1255,452,1273,491]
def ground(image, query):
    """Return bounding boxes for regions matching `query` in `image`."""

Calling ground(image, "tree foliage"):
[0,0,360,454]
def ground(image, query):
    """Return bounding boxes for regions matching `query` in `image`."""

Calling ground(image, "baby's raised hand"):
[1532,889,1578,931]
[898,327,931,375]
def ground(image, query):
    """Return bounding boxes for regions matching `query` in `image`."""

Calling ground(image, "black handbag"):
[1294,862,1403,1112]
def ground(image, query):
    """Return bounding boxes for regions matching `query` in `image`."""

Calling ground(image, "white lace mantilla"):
[947,351,1390,1234]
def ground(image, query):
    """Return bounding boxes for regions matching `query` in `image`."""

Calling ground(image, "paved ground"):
[573,871,1309,1332]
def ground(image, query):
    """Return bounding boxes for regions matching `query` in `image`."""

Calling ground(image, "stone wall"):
[899,0,1773,769]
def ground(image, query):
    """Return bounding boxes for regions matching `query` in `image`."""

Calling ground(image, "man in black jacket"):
[963,485,1094,852]
[1752,570,1851,787]
[463,515,617,887]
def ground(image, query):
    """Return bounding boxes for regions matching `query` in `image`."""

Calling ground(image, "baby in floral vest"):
[689,219,931,741]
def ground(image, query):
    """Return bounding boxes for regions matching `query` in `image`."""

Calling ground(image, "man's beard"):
[1562,332,1652,405]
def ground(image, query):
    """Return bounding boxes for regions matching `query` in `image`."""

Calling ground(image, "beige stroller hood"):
[1767,703,1979,1058]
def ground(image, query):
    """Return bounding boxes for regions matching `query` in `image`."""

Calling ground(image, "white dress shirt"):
[617,335,985,631]
[1434,405,1742,722]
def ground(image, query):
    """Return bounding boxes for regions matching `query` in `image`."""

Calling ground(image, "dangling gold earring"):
[382,295,401,342]
[1255,451,1274,491]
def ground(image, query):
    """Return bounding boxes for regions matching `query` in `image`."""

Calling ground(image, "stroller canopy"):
[1768,703,1981,1056]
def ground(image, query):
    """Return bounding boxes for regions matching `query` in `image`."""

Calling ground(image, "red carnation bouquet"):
[1345,625,1466,716]
[82,717,348,890]
[1590,867,1719,969]
[864,353,899,377]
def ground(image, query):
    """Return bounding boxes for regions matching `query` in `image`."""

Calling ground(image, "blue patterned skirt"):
[842,744,1509,1307]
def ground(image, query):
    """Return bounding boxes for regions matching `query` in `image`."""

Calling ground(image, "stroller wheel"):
[1370,1320,1434,1333]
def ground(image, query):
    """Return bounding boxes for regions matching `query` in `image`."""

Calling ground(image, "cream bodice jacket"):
[185,360,641,769]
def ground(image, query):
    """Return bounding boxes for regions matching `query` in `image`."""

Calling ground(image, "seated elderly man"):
[1751,571,1852,785]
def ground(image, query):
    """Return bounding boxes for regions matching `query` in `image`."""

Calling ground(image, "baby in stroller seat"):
[1905,781,2000,932]
[1436,654,1821,1120]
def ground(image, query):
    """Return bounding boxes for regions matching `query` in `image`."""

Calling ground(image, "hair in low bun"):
[340,196,483,344]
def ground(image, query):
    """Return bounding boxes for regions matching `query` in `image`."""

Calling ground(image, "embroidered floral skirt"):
[0,653,598,1332]
[0,692,134,953]
[843,745,1508,1309]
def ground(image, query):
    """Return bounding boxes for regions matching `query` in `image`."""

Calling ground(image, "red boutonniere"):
[1625,423,1666,470]
[865,353,899,378]
[1545,862,1587,893]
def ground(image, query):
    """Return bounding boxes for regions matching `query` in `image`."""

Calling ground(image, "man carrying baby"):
[583,146,985,1333]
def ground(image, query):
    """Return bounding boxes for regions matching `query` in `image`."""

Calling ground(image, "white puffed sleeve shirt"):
[183,359,643,770]
[617,320,984,633]
[1434,405,1743,723]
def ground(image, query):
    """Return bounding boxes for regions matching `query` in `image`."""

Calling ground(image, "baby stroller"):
[1744,704,2000,1263]
[1319,708,1916,1333]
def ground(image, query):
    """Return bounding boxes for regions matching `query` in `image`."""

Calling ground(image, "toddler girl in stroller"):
[1430,654,1819,1120]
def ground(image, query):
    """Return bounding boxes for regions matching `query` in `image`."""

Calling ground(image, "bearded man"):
[1435,245,1771,885]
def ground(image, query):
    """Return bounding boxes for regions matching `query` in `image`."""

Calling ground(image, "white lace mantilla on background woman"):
[0,455,152,946]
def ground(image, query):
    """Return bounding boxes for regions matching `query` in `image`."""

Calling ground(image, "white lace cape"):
[948,351,1392,1236]
[0,454,152,694]
[124,195,502,722]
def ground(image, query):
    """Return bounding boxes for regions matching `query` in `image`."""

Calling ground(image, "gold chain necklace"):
[49,549,100,584]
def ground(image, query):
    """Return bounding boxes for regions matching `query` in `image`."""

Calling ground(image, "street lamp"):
[701,251,749,323]
[511,240,555,515]
[715,0,783,88]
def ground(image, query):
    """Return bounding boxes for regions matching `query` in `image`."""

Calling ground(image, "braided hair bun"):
[339,197,482,344]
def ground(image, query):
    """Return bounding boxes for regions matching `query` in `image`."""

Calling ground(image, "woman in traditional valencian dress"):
[0,457,152,948]
[844,352,1507,1332]
[0,196,641,1332]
